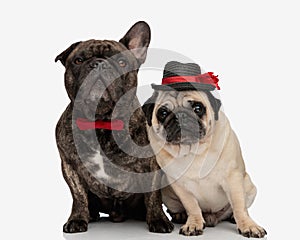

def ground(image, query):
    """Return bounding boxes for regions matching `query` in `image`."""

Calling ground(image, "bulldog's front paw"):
[148,218,174,233]
[179,216,205,236]
[63,219,88,233]
[238,221,267,238]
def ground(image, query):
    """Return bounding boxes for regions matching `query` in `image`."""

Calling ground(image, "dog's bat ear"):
[205,91,222,121]
[142,92,158,126]
[55,41,82,66]
[119,21,151,65]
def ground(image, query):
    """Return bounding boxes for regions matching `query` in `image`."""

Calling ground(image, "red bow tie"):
[76,118,124,131]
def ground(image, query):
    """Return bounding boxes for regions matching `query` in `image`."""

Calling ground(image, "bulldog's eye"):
[192,102,206,115]
[74,58,84,65]
[157,107,170,122]
[118,59,126,67]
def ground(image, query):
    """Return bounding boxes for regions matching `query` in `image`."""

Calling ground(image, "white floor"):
[63,219,266,240]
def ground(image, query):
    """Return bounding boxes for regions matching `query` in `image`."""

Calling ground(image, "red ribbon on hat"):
[76,118,124,131]
[162,72,220,90]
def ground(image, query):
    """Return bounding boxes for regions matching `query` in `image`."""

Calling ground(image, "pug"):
[55,22,173,233]
[142,61,267,237]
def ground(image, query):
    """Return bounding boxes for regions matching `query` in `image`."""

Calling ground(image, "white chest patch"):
[86,150,110,180]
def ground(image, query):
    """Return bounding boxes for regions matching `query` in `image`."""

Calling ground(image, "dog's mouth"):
[166,133,204,145]
[164,122,206,145]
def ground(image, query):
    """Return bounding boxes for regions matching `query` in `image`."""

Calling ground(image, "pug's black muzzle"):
[163,109,206,144]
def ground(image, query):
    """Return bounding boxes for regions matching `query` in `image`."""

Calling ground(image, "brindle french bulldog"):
[55,21,173,233]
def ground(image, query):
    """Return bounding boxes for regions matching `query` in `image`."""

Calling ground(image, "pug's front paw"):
[238,220,267,238]
[179,216,205,236]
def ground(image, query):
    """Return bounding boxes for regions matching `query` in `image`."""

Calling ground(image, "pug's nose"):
[176,112,187,121]
[176,112,187,119]
[176,112,190,128]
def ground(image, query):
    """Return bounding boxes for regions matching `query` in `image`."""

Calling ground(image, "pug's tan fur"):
[146,91,266,237]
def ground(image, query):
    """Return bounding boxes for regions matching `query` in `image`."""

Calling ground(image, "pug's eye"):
[74,58,84,65]
[118,59,126,67]
[157,107,170,122]
[192,102,206,116]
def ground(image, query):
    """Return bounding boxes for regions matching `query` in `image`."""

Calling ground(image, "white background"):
[1,0,299,239]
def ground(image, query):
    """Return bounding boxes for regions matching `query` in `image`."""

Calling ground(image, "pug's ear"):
[119,21,151,65]
[142,92,158,126]
[55,41,81,66]
[204,91,222,121]
[213,98,222,120]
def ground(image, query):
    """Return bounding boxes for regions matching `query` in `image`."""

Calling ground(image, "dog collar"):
[76,118,124,131]
[162,72,220,90]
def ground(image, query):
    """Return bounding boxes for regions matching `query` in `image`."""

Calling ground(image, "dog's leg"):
[224,171,267,238]
[61,159,89,233]
[87,191,101,222]
[109,199,126,222]
[171,183,205,236]
[144,190,174,233]
[144,162,174,233]
[244,173,258,209]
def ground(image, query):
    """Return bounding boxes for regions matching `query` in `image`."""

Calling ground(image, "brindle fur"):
[55,22,173,233]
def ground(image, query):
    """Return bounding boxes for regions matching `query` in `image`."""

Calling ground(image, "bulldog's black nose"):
[89,59,110,69]
[89,61,99,68]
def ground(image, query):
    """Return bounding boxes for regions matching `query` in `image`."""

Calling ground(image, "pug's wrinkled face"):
[145,91,215,145]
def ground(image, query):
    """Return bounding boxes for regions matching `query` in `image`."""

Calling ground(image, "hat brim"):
[151,82,216,91]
